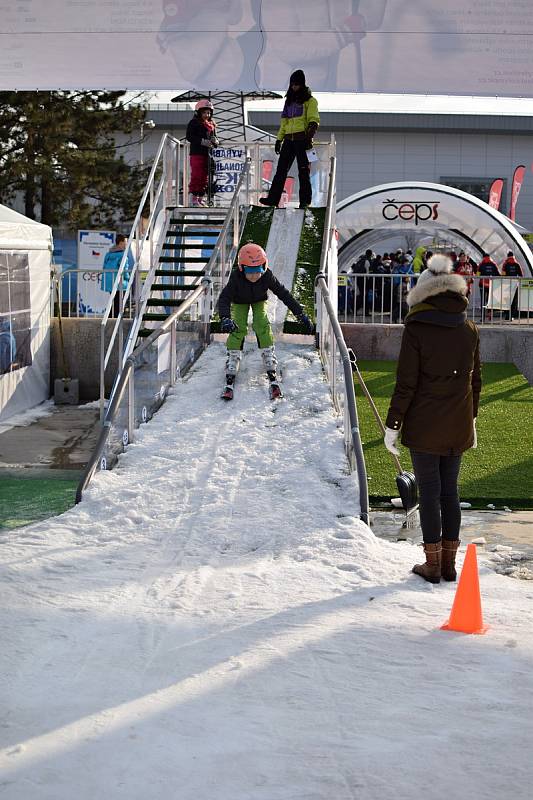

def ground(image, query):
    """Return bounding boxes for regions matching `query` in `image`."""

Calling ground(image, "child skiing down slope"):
[217,243,314,400]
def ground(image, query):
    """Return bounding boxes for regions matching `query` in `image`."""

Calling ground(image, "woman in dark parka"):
[384,254,482,583]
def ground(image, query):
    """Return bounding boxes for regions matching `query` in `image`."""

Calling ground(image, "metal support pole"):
[170,323,177,386]
[127,369,135,444]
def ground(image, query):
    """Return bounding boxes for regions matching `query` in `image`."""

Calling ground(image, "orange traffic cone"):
[441,543,489,634]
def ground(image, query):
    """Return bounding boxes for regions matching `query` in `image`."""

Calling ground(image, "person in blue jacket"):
[0,318,17,373]
[392,255,414,322]
[102,234,134,316]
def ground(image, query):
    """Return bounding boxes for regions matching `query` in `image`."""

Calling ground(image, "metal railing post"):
[170,323,177,386]
[127,369,135,444]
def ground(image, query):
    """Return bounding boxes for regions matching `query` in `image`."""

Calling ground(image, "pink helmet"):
[195,99,214,112]
[238,243,268,271]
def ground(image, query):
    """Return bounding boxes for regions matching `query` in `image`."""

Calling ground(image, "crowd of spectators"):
[339,246,524,322]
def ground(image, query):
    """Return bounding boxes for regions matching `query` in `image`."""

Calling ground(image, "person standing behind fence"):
[391,255,414,323]
[384,254,481,584]
[454,251,474,297]
[352,249,373,313]
[501,251,523,320]
[103,234,134,317]
[259,69,319,210]
[186,99,219,207]
[477,252,500,320]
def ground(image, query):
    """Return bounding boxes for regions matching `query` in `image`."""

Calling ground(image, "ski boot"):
[225,349,242,375]
[221,350,241,400]
[260,346,278,372]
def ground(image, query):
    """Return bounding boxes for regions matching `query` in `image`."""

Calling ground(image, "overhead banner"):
[2,1,533,96]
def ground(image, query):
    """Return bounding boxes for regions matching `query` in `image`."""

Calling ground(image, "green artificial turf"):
[354,360,533,509]
[0,477,78,530]
[287,207,326,317]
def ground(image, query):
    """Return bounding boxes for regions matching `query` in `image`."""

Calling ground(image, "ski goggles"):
[243,265,265,274]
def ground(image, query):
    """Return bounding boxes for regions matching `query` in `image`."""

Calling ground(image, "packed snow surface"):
[1,342,533,800]
[265,208,304,334]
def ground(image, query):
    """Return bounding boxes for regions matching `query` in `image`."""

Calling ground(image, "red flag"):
[509,165,526,221]
[487,178,504,210]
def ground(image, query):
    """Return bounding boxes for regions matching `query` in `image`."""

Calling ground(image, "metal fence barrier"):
[337,273,533,326]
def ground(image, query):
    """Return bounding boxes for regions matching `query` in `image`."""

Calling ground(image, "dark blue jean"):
[410,451,462,544]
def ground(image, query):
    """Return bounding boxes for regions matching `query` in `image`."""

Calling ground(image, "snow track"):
[1,341,533,799]
[265,208,304,334]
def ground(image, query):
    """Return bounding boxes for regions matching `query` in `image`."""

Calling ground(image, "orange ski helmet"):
[238,243,268,272]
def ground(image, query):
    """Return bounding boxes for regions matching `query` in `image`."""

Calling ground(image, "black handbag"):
[395,471,418,513]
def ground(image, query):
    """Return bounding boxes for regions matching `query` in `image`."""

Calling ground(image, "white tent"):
[0,204,53,422]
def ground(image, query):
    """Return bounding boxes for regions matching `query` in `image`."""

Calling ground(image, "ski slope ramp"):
[1,342,533,799]
[265,208,304,334]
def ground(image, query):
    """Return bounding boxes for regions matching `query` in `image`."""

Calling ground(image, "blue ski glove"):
[221,317,237,334]
[274,139,282,155]
[298,313,314,334]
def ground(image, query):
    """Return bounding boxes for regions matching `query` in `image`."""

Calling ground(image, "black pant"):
[267,139,311,206]
[410,451,462,544]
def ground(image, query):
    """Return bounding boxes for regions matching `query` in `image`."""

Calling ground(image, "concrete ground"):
[0,404,100,477]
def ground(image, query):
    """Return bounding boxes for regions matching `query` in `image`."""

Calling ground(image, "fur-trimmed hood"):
[407,271,467,307]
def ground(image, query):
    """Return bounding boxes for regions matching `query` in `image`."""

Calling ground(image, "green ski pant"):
[225,301,274,350]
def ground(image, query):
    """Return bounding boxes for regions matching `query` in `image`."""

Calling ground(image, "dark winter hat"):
[289,69,306,86]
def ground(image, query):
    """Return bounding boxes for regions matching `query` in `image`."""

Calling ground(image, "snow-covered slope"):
[1,341,532,800]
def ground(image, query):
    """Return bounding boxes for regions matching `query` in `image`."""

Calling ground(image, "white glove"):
[384,427,400,456]
[472,418,477,449]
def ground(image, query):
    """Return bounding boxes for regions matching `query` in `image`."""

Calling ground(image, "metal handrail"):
[99,133,181,418]
[315,274,370,525]
[314,138,370,525]
[76,281,207,503]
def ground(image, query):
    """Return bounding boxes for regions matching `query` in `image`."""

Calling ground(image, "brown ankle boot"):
[441,539,460,582]
[412,541,441,584]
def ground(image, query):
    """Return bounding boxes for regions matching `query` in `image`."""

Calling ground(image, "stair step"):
[154,269,205,277]
[159,255,209,263]
[166,230,222,237]
[143,312,172,321]
[151,282,200,290]
[170,217,225,226]
[137,329,153,338]
[146,298,185,307]
[162,242,215,250]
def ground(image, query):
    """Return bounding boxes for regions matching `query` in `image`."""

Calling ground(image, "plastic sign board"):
[77,230,115,315]
[2,1,533,97]
[212,146,246,203]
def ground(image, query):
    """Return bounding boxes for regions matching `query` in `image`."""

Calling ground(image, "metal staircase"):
[138,208,226,336]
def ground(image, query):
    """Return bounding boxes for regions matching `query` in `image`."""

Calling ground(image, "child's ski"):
[267,370,283,400]
[221,374,235,401]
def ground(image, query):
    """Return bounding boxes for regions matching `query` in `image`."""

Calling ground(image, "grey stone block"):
[54,378,79,405]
